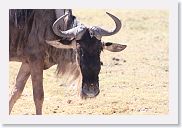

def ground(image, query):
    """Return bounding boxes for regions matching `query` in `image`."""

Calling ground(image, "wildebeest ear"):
[103,42,127,52]
[45,40,76,49]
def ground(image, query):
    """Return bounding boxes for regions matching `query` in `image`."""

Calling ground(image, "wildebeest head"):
[46,12,127,98]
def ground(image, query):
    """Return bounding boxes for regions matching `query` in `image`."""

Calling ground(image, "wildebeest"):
[9,9,127,115]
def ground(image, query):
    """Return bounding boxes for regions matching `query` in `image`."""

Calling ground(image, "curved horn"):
[52,14,86,39]
[52,14,69,37]
[91,12,122,37]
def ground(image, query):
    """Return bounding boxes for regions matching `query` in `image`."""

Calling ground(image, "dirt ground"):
[9,9,169,115]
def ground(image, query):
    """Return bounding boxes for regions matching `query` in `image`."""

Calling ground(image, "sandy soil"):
[9,9,169,115]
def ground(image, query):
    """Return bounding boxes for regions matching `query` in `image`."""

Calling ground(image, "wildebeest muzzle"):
[82,82,100,98]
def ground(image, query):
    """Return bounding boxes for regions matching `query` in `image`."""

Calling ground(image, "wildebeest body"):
[9,9,79,115]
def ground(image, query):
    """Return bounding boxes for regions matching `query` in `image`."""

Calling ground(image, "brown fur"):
[9,9,79,115]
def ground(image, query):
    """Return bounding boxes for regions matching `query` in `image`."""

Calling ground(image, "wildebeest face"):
[46,12,127,99]
[76,29,102,98]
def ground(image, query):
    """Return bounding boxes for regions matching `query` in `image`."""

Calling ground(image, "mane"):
[47,45,81,86]
[51,12,82,86]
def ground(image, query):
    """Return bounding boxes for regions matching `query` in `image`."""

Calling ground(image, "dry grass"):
[9,9,169,115]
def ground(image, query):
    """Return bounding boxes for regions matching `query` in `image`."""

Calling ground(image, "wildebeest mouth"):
[81,83,100,99]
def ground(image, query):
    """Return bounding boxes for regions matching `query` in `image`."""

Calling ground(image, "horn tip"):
[106,12,114,18]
